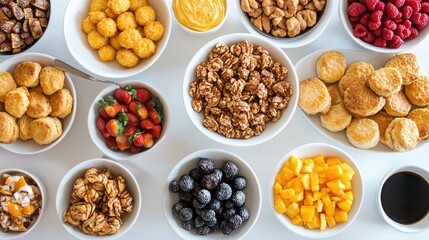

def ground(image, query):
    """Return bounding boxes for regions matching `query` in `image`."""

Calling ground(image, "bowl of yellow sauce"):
[172,0,228,35]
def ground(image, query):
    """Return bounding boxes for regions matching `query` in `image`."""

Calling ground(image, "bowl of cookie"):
[236,0,334,48]
[0,52,76,154]
[0,0,51,55]
[296,49,429,152]
[64,0,171,79]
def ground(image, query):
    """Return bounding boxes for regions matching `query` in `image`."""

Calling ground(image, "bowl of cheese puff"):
[64,0,171,79]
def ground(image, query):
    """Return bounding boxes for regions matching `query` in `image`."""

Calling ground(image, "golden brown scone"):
[385,53,420,85]
[29,116,62,145]
[327,84,342,105]
[0,72,17,103]
[13,61,42,87]
[27,91,52,118]
[407,108,429,140]
[345,61,375,79]
[299,78,331,115]
[320,103,352,132]
[385,118,420,152]
[384,90,411,117]
[346,118,379,149]
[343,84,385,118]
[368,110,394,145]
[0,111,19,144]
[39,66,65,95]
[316,51,346,83]
[404,74,429,107]
[367,67,402,97]
[50,88,73,118]
[338,74,367,97]
[18,114,33,141]
[4,87,30,118]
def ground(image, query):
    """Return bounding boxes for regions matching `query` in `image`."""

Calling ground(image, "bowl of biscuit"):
[296,49,429,152]
[64,0,171,79]
[0,52,76,154]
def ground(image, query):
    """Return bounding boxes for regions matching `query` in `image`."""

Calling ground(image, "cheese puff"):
[98,45,117,61]
[116,49,140,68]
[135,6,156,26]
[110,35,122,50]
[105,7,118,18]
[133,38,155,58]
[108,0,130,14]
[88,11,107,24]
[82,16,96,34]
[129,0,148,12]
[118,28,141,49]
[116,12,137,31]
[88,30,109,49]
[144,21,164,41]
[97,18,117,37]
[90,0,108,12]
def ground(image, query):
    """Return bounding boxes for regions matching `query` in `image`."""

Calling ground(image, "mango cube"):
[280,188,295,200]
[292,214,304,226]
[320,213,327,230]
[286,202,299,218]
[334,209,348,223]
[301,174,311,191]
[274,182,283,194]
[342,191,354,201]
[338,200,353,212]
[306,212,320,229]
[326,215,336,228]
[321,165,343,179]
[300,205,315,223]
[310,173,319,192]
[290,191,304,202]
[289,156,303,176]
[327,179,345,195]
[274,198,287,214]
[325,201,336,217]
[326,157,342,166]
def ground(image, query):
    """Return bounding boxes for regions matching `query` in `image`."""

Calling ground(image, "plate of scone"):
[296,49,429,152]
[0,53,76,154]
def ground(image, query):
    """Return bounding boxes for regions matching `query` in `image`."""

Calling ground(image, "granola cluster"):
[63,168,133,236]
[189,40,293,139]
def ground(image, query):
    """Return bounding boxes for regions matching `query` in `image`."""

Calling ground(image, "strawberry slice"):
[96,117,110,138]
[135,87,152,103]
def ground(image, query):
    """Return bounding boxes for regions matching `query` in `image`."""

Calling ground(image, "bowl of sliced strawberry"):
[88,80,169,161]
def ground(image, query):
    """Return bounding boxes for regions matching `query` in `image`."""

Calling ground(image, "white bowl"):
[172,0,228,36]
[64,0,171,79]
[339,1,429,53]
[0,168,46,240]
[88,80,169,161]
[269,143,364,239]
[56,158,141,239]
[236,0,334,48]
[163,149,262,240]
[182,33,299,147]
[377,164,429,233]
[0,52,77,155]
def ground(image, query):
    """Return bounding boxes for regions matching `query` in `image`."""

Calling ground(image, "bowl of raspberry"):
[340,0,429,53]
[87,80,169,161]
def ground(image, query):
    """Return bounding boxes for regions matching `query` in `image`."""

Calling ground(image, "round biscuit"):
[18,114,34,141]
[343,84,385,118]
[404,75,429,107]
[27,91,52,118]
[338,74,367,97]
[50,88,73,118]
[13,61,42,87]
[29,116,62,145]
[385,53,420,85]
[4,87,30,118]
[316,51,346,83]
[407,108,429,140]
[345,61,374,79]
[384,90,411,117]
[298,78,331,115]
[0,111,19,144]
[0,72,17,102]
[320,103,352,132]
[39,66,65,95]
[368,110,394,144]
[385,118,420,152]
[327,84,342,105]
[368,67,402,97]
[346,118,379,149]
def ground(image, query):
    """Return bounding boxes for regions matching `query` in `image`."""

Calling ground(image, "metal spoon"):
[53,59,124,88]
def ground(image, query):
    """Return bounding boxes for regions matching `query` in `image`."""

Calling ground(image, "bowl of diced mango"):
[270,143,363,238]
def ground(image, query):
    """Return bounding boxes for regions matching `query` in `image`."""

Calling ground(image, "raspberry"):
[374,27,383,36]
[411,13,428,25]
[360,13,371,25]
[405,0,421,14]
[403,19,412,28]
[422,2,429,13]
[374,37,387,47]
[392,0,405,8]
[384,19,398,30]
[386,2,400,18]
[401,6,414,20]
[371,10,384,22]
[396,24,412,38]
[408,27,419,39]
[383,28,395,40]
[388,35,404,48]
[348,2,368,17]
[362,31,376,43]
[362,0,380,10]
[354,23,369,37]
[369,21,382,30]
[349,15,361,23]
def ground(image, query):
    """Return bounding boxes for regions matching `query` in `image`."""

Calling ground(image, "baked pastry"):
[49,88,73,118]
[385,118,420,152]
[27,91,52,118]
[4,87,30,118]
[39,66,65,95]
[299,78,331,115]
[327,84,342,105]
[385,53,420,85]
[338,73,367,97]
[384,90,411,117]
[0,72,17,102]
[345,61,375,79]
[367,67,402,97]
[18,114,33,141]
[0,111,19,144]
[343,84,385,118]
[320,103,352,132]
[404,74,429,107]
[368,110,394,145]
[346,118,379,149]
[29,116,62,145]
[13,61,42,87]
[407,108,429,140]
[316,51,346,83]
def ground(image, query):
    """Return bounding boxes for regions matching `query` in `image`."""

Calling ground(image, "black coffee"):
[381,171,429,225]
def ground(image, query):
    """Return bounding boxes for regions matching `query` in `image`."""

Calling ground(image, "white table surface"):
[1,1,429,240]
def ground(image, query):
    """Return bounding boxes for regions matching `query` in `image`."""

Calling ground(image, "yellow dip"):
[173,0,226,32]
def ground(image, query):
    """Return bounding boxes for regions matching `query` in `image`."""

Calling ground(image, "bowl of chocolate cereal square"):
[183,33,298,146]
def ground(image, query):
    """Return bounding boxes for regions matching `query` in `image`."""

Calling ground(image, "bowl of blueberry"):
[163,149,261,239]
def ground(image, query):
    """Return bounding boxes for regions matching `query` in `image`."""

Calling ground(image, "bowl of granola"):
[183,33,298,146]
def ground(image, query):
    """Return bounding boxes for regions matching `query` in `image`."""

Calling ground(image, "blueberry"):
[191,184,202,197]
[205,217,218,227]
[179,207,193,221]
[181,220,194,231]
[201,173,219,190]
[214,206,224,218]
[179,191,193,202]
[213,168,223,182]
[223,199,235,209]
[194,216,205,228]
[192,198,207,209]
[223,161,239,180]
[198,158,214,173]
[223,208,236,220]
[189,168,203,182]
[232,191,246,207]
[207,199,221,211]
[196,225,211,235]
[228,214,243,230]
[201,209,216,222]
[172,201,186,218]
[169,180,180,193]
[196,189,211,205]
[209,220,219,232]
[215,183,232,200]
[179,174,195,192]
[233,176,247,190]
[220,220,233,235]
[238,207,250,222]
